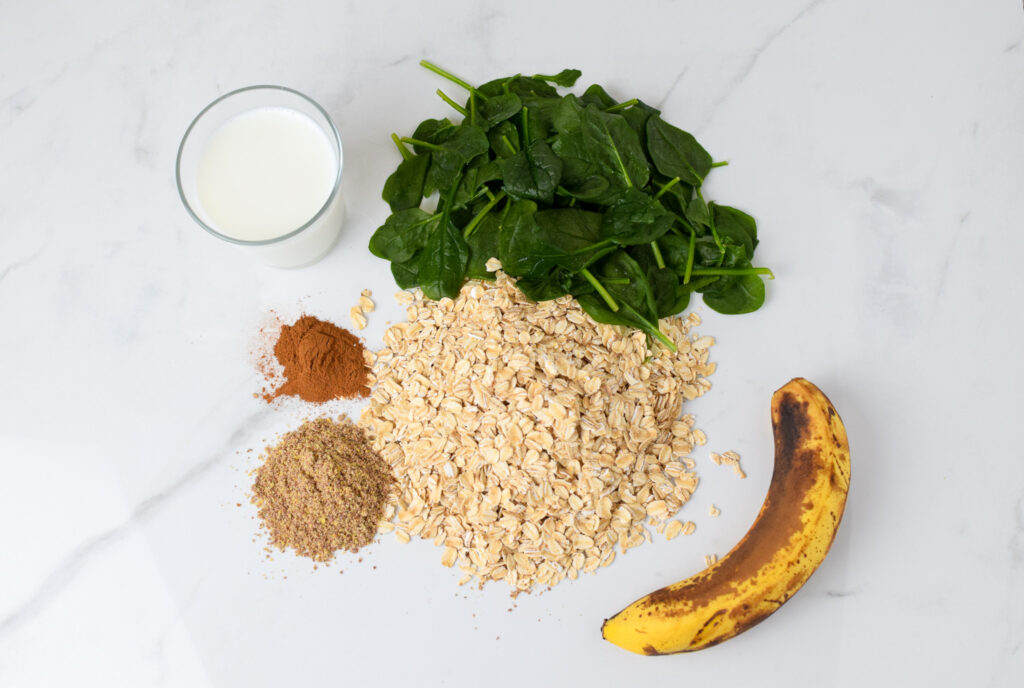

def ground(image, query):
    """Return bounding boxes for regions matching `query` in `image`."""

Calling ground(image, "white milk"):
[196,107,337,242]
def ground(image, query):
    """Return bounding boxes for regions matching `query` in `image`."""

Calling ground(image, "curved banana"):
[601,377,850,655]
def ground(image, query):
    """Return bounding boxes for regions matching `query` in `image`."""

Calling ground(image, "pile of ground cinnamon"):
[251,416,395,561]
[260,315,370,403]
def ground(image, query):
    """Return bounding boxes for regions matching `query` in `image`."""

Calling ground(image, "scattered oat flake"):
[704,553,718,567]
[709,504,721,517]
[359,295,375,313]
[350,306,368,330]
[664,520,684,540]
[713,450,746,478]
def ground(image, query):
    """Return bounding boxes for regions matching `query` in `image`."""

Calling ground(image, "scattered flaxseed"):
[361,269,716,593]
[251,416,394,562]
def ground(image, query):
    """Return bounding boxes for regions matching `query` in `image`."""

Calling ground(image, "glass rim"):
[175,84,343,247]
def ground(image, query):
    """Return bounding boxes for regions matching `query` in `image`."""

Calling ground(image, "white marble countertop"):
[2,1,1023,685]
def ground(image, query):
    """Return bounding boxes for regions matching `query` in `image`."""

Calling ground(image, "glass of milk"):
[176,86,344,268]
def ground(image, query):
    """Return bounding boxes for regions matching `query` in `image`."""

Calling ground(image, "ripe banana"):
[601,377,850,655]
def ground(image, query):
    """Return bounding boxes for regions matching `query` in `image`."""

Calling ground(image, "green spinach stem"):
[580,269,619,312]
[617,302,677,352]
[711,161,730,168]
[419,60,485,98]
[706,200,725,263]
[683,230,696,284]
[391,133,413,161]
[400,136,443,151]
[689,267,775,279]
[436,90,468,117]
[462,191,507,239]
[647,326,677,352]
[651,240,666,269]
[653,176,680,200]
[605,98,639,113]
[501,135,518,155]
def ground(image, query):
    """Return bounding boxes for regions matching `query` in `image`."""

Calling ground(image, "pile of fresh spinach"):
[369,61,773,351]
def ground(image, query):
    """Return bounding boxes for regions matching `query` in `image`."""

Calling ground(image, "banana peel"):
[601,378,851,654]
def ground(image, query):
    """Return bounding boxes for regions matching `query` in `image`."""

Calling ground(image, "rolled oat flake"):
[251,416,394,562]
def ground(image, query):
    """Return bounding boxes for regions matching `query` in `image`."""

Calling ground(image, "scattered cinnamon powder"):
[259,315,370,403]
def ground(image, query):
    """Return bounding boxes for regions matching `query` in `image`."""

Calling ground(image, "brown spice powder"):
[262,315,370,403]
[251,416,395,561]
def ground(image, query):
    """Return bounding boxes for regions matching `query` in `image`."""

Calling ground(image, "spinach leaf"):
[517,269,573,301]
[580,83,617,109]
[710,203,758,256]
[551,93,585,134]
[479,75,559,100]
[411,118,456,154]
[496,200,540,277]
[533,69,582,87]
[650,172,694,220]
[552,104,649,204]
[620,100,660,141]
[499,205,612,277]
[645,115,712,186]
[593,251,658,323]
[685,195,710,228]
[466,213,501,280]
[578,104,650,190]
[382,154,429,211]
[477,93,522,128]
[502,139,563,204]
[647,265,690,318]
[488,120,520,159]
[391,255,421,290]
[654,233,692,270]
[369,208,437,262]
[600,188,673,245]
[423,124,490,195]
[418,217,469,300]
[453,157,502,207]
[701,273,765,314]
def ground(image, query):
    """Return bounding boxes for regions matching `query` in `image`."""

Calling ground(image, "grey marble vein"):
[0,64,68,124]
[655,67,688,110]
[0,247,45,287]
[698,0,829,129]
[0,408,271,642]
[933,212,969,300]
[149,579,204,688]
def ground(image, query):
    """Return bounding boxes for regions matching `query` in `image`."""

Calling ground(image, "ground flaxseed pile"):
[360,265,716,593]
[251,416,394,561]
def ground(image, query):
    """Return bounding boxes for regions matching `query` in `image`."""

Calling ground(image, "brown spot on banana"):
[600,378,851,655]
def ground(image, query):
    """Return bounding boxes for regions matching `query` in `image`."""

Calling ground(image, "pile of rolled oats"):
[359,265,716,593]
